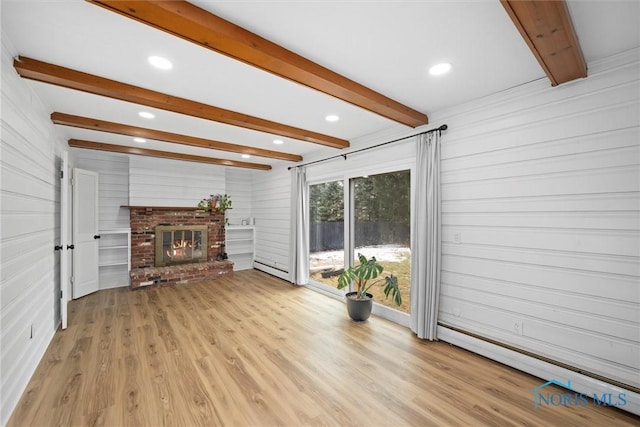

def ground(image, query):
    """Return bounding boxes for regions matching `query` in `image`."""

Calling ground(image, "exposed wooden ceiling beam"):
[501,0,587,86]
[15,56,348,149]
[68,139,272,170]
[86,0,429,127]
[51,112,302,162]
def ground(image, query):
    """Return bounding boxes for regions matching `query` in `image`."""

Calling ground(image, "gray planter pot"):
[345,291,373,321]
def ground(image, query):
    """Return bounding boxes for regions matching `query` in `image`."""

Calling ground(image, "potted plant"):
[198,193,232,215]
[337,253,402,321]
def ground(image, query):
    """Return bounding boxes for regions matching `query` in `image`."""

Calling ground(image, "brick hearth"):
[126,206,233,289]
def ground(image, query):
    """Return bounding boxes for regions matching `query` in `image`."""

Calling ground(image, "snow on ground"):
[309,245,410,271]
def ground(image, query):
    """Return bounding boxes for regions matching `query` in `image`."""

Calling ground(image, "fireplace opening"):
[155,225,208,267]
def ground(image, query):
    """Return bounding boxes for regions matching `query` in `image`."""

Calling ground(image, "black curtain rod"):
[288,124,448,170]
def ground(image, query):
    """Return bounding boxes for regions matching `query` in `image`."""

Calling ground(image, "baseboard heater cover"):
[253,261,289,281]
[437,326,639,416]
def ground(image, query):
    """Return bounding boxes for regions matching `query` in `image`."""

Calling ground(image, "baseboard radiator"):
[253,260,289,281]
[437,325,639,416]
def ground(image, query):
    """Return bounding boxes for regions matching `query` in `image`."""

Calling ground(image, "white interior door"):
[72,168,99,299]
[60,152,69,328]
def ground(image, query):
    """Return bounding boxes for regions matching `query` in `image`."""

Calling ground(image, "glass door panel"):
[352,170,411,313]
[308,180,345,288]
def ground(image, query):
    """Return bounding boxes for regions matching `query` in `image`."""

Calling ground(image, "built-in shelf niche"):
[98,228,131,289]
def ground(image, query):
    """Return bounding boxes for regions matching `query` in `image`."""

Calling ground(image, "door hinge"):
[60,290,63,299]
[60,170,64,179]
[70,276,75,285]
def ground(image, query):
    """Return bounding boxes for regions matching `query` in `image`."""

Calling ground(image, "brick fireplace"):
[126,206,233,289]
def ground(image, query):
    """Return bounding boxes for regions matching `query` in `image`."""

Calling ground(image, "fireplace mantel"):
[122,205,208,211]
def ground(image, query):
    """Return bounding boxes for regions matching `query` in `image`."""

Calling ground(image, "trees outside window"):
[353,171,411,313]
[308,181,344,288]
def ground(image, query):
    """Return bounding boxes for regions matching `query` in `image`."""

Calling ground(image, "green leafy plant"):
[216,194,232,212]
[197,193,232,213]
[337,253,402,306]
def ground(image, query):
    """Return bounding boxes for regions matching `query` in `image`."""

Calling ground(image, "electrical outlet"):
[514,321,523,336]
[453,232,462,244]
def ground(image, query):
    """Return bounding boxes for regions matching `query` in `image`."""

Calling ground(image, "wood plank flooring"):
[8,270,639,426]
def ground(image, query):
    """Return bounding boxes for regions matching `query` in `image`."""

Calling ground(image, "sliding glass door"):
[352,170,411,313]
[308,180,345,289]
[307,169,411,320]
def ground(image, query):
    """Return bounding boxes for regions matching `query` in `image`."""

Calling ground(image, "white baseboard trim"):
[252,262,289,281]
[304,282,410,327]
[304,282,345,301]
[372,303,410,327]
[437,326,639,416]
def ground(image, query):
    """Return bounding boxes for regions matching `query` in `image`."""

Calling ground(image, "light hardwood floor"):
[8,270,638,426]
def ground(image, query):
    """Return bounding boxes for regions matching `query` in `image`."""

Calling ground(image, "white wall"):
[251,165,290,276]
[129,156,225,207]
[128,156,256,234]
[433,49,639,389]
[255,49,640,390]
[72,149,129,231]
[225,167,252,225]
[0,35,68,425]
[72,150,254,227]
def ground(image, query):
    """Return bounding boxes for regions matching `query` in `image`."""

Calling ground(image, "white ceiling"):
[2,0,639,168]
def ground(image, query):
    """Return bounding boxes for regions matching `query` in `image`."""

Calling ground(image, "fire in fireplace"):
[155,225,208,267]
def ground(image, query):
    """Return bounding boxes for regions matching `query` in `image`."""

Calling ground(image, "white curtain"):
[410,131,442,340]
[289,166,309,285]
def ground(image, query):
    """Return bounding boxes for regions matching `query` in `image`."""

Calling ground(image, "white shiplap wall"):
[0,35,68,425]
[129,156,225,207]
[252,165,291,277]
[71,149,129,230]
[225,167,252,225]
[433,49,640,389]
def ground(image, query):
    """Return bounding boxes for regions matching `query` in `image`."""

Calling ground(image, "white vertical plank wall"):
[0,35,68,425]
[129,156,225,207]
[251,165,291,278]
[432,50,640,389]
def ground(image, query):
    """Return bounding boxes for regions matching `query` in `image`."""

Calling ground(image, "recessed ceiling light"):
[138,111,155,119]
[429,62,452,76]
[241,154,251,159]
[133,137,146,143]
[273,139,284,145]
[148,55,173,70]
[325,114,340,122]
